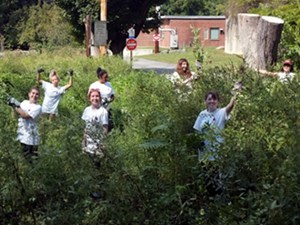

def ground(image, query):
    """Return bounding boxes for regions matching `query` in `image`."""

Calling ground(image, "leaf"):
[139,139,168,150]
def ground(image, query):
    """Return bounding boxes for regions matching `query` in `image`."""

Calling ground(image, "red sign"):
[153,33,160,41]
[126,38,137,51]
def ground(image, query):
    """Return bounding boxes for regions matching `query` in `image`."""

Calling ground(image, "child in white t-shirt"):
[88,68,115,132]
[37,69,73,120]
[193,91,236,161]
[12,87,42,162]
[88,69,115,106]
[82,89,109,159]
[259,59,296,83]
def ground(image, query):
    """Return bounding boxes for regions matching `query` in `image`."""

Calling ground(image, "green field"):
[137,47,243,69]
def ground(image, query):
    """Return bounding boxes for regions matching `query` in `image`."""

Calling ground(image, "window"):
[210,28,219,40]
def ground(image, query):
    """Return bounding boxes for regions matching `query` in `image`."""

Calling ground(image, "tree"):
[18,4,75,49]
[160,0,224,16]
[55,0,167,54]
[251,1,300,68]
[0,0,39,48]
[222,0,300,69]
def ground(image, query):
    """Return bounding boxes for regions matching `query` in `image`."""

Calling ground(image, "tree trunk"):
[225,16,242,55]
[225,13,284,70]
[256,16,284,69]
[238,13,260,68]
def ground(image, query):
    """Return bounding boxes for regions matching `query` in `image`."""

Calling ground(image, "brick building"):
[136,16,226,49]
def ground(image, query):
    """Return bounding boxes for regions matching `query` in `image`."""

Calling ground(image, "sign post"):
[154,30,160,54]
[126,38,137,64]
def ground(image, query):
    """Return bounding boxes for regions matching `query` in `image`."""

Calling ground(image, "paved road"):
[132,58,176,74]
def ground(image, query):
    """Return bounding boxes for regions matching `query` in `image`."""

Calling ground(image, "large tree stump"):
[256,16,284,69]
[225,16,242,55]
[238,14,260,68]
[225,13,284,70]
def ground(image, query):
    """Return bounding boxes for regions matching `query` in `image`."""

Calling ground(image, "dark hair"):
[281,59,294,72]
[29,86,40,94]
[205,91,220,101]
[96,67,102,76]
[176,58,192,78]
[97,69,108,79]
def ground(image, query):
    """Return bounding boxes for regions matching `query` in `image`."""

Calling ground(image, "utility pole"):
[100,0,107,56]
[154,6,161,54]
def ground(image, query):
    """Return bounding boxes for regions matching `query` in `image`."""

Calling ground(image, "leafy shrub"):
[0,50,299,225]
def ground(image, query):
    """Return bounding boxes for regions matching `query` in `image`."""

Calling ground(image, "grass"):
[136,47,243,70]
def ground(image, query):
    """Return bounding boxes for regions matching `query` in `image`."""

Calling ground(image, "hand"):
[195,60,202,70]
[69,69,74,76]
[231,81,243,95]
[37,67,44,74]
[7,96,20,108]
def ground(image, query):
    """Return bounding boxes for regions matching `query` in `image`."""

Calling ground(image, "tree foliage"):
[160,0,224,16]
[250,0,300,69]
[17,4,76,50]
[220,0,299,69]
[0,0,39,48]
[54,0,167,54]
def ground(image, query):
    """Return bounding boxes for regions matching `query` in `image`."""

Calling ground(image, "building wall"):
[136,16,226,49]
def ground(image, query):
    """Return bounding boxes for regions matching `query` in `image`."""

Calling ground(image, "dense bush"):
[0,50,299,225]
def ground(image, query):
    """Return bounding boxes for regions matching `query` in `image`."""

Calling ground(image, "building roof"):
[161,15,226,20]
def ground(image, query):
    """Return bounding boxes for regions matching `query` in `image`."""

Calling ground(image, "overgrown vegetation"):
[0,49,299,224]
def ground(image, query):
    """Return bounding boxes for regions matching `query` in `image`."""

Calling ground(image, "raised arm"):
[258,69,278,77]
[36,68,45,85]
[64,69,74,90]
[225,95,236,115]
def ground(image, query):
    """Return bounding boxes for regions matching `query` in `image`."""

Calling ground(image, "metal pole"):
[100,0,107,56]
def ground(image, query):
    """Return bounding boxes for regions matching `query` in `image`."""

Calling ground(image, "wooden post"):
[154,28,159,54]
[85,15,91,57]
[100,0,107,56]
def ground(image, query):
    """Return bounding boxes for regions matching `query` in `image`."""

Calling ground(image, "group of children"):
[171,57,295,161]
[10,57,295,163]
[10,68,114,163]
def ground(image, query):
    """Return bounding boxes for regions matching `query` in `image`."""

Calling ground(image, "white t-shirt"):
[278,72,295,83]
[88,81,114,100]
[81,106,108,155]
[193,107,229,160]
[168,71,198,89]
[17,100,42,146]
[42,81,66,114]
